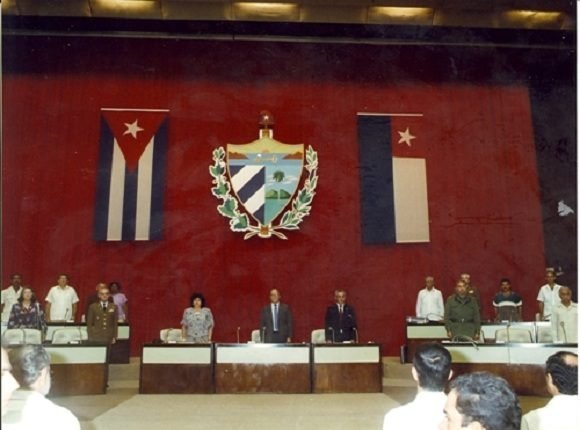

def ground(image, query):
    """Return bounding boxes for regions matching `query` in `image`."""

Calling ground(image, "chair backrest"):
[51,328,83,344]
[22,329,43,344]
[495,328,532,343]
[251,329,261,343]
[537,326,554,343]
[311,329,326,344]
[160,328,183,343]
[2,329,25,345]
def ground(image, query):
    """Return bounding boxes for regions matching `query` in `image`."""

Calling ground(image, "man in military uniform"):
[445,280,481,340]
[86,286,117,344]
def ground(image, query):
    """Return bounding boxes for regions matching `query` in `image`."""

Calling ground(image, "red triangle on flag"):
[102,110,168,171]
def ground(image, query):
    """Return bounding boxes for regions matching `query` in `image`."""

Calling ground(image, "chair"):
[2,329,25,344]
[251,329,261,343]
[311,329,326,344]
[495,328,533,343]
[22,329,43,344]
[537,326,554,343]
[51,327,85,344]
[160,328,184,343]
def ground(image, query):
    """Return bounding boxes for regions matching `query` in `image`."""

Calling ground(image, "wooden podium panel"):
[215,344,311,394]
[312,344,382,393]
[444,343,578,396]
[139,344,213,394]
[46,345,108,396]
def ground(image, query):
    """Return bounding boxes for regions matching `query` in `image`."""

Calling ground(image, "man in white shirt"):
[3,345,80,430]
[1,274,23,323]
[1,347,19,416]
[45,274,79,322]
[383,343,452,430]
[416,276,444,320]
[537,268,562,320]
[521,351,578,430]
[551,287,578,343]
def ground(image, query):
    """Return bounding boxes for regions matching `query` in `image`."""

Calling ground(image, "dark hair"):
[499,278,511,285]
[11,273,22,280]
[108,282,122,291]
[546,351,578,395]
[450,372,521,430]
[17,287,38,305]
[413,343,452,391]
[8,345,51,388]
[190,292,206,307]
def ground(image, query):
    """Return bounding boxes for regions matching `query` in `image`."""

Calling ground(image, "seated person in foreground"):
[181,292,214,343]
[444,280,481,341]
[492,278,522,322]
[521,351,578,430]
[3,345,80,430]
[7,287,46,331]
[415,276,444,321]
[383,343,452,430]
[441,372,521,430]
[324,289,357,342]
[550,286,578,343]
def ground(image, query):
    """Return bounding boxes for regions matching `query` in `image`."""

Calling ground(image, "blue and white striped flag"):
[94,108,169,241]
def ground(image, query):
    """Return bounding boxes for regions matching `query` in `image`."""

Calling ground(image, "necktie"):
[339,305,344,320]
[273,304,279,331]
[102,302,107,312]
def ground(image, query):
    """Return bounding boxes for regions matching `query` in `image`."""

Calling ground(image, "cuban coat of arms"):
[210,112,318,239]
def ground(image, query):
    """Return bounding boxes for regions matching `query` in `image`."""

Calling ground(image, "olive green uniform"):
[87,301,118,344]
[444,294,481,339]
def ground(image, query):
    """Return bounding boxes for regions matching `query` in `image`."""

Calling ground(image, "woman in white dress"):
[181,292,214,343]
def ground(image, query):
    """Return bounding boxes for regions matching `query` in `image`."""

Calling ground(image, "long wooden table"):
[140,344,213,394]
[45,344,109,396]
[214,343,311,394]
[311,343,382,393]
[443,342,578,396]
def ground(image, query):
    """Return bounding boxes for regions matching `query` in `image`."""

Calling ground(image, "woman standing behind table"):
[7,287,47,332]
[181,292,214,343]
[109,282,128,322]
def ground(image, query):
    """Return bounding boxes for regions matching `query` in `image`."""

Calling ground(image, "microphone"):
[353,327,359,344]
[560,322,568,343]
[77,325,83,344]
[236,327,240,344]
[452,335,479,350]
[261,326,266,343]
[21,328,27,345]
[506,321,511,344]
[327,327,335,343]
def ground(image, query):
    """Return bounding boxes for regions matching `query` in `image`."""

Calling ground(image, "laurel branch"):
[209,145,318,239]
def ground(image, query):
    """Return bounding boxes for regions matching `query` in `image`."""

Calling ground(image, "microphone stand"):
[261,327,266,343]
[236,327,240,344]
[328,327,335,343]
[560,322,568,343]
[353,327,359,344]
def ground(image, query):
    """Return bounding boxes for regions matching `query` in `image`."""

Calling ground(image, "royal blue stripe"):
[121,167,138,241]
[229,165,243,176]
[149,118,168,240]
[237,167,265,203]
[254,204,265,225]
[357,115,396,245]
[94,117,114,241]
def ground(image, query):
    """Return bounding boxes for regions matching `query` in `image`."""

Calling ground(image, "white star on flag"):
[123,119,144,139]
[398,127,416,147]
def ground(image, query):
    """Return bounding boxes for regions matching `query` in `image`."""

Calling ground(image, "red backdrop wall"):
[2,37,546,355]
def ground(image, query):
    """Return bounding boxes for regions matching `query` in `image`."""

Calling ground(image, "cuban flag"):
[357,113,430,245]
[94,109,169,241]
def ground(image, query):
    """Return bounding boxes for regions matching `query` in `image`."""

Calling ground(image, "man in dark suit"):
[260,289,293,343]
[325,289,357,342]
[87,286,118,344]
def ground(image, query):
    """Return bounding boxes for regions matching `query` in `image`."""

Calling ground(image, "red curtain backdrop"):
[2,38,545,355]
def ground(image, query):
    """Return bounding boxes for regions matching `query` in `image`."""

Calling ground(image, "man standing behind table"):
[416,276,444,321]
[521,351,578,430]
[86,286,118,345]
[325,289,357,342]
[44,274,79,322]
[260,289,293,343]
[383,343,452,430]
[444,280,481,340]
[1,274,23,324]
[492,278,523,322]
[551,286,578,343]
[537,268,563,321]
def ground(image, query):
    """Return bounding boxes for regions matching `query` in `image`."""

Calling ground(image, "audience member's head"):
[412,343,452,392]
[545,351,578,396]
[1,346,20,415]
[8,345,52,396]
[440,372,521,430]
